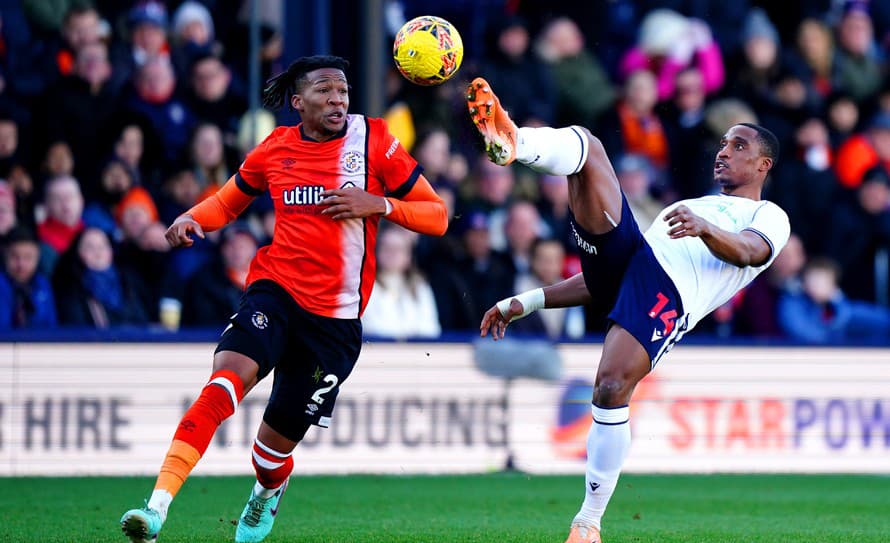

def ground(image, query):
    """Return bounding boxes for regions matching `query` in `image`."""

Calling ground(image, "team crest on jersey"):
[251,311,269,329]
[341,150,364,173]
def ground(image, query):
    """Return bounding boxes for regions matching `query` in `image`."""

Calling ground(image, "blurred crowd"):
[1,0,890,346]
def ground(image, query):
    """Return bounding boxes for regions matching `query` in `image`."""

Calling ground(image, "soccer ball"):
[392,15,463,86]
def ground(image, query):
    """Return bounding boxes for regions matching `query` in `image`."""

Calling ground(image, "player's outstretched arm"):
[480,273,591,340]
[165,175,257,248]
[664,204,771,266]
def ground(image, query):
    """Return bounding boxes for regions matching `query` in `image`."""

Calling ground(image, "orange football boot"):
[466,77,518,166]
[564,523,602,543]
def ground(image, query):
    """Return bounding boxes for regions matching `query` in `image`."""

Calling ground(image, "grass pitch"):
[0,473,887,542]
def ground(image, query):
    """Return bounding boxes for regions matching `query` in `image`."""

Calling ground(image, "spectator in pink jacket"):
[619,8,725,102]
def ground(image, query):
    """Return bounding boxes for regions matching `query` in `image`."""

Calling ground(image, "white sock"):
[147,489,172,522]
[516,126,589,176]
[254,480,285,499]
[573,404,631,530]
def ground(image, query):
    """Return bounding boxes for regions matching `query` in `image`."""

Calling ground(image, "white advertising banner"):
[0,342,888,475]
[511,345,890,474]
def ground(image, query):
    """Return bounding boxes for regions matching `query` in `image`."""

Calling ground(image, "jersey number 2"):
[311,374,339,404]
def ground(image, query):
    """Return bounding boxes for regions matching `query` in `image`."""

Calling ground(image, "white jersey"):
[643,194,790,330]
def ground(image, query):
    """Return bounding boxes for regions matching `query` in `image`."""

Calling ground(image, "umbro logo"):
[281,158,296,169]
[589,482,600,492]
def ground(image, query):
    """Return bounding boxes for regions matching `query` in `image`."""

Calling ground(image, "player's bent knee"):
[263,404,312,443]
[593,377,630,407]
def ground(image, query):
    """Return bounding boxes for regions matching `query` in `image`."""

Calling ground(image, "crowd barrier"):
[0,339,888,475]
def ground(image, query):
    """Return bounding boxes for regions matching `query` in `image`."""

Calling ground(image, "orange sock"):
[153,370,244,497]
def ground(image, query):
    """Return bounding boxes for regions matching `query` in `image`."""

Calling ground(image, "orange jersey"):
[238,115,422,319]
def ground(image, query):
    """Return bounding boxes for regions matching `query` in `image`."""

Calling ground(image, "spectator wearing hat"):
[724,8,783,114]
[111,0,170,85]
[181,222,258,327]
[171,1,220,76]
[0,226,57,330]
[619,8,725,102]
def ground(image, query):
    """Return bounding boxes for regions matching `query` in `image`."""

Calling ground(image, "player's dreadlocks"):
[262,55,350,111]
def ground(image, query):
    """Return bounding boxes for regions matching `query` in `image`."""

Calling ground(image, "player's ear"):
[759,156,773,174]
[290,94,301,111]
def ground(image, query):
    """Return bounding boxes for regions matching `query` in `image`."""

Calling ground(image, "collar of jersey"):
[298,123,348,142]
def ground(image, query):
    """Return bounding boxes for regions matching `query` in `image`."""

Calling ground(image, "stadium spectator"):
[51,226,149,327]
[825,165,890,305]
[362,224,440,339]
[619,8,725,102]
[615,154,662,232]
[471,77,788,543]
[82,158,138,237]
[509,237,585,340]
[534,16,616,130]
[662,66,711,200]
[767,118,839,255]
[182,222,258,327]
[459,156,516,251]
[0,225,56,329]
[480,15,556,127]
[504,199,546,284]
[44,41,121,191]
[120,55,447,543]
[536,173,574,253]
[409,126,466,190]
[40,140,75,182]
[430,210,514,332]
[186,52,247,139]
[824,91,862,149]
[597,68,670,172]
[834,110,890,189]
[734,232,808,338]
[0,117,21,178]
[37,174,84,257]
[778,256,890,343]
[111,0,170,83]
[170,1,219,76]
[784,17,838,102]
[724,8,784,119]
[54,5,105,78]
[834,0,884,102]
[124,55,196,165]
[0,180,17,243]
[108,118,162,191]
[190,122,230,194]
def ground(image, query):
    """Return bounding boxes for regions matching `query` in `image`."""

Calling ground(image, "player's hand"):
[165,215,205,248]
[480,298,524,340]
[665,205,709,239]
[320,187,387,220]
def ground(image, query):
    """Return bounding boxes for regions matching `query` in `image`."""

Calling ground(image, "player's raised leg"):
[466,77,622,236]
[235,421,301,543]
[120,352,257,542]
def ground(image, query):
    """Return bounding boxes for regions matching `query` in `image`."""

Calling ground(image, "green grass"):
[0,473,888,542]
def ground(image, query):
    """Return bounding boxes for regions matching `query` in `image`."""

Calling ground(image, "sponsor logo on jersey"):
[251,311,269,329]
[384,138,400,159]
[571,223,597,255]
[282,185,325,205]
[341,150,364,173]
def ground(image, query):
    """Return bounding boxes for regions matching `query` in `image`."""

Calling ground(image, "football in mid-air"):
[392,15,463,86]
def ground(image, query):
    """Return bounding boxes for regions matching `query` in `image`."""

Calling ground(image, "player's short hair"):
[738,122,780,167]
[262,55,350,111]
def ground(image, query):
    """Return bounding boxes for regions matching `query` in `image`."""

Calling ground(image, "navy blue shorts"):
[571,195,686,366]
[216,280,362,433]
